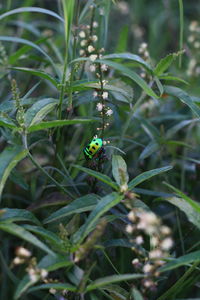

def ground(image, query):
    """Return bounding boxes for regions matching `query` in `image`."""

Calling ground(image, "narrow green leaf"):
[163,182,200,214]
[131,288,144,300]
[72,164,119,190]
[86,274,144,291]
[163,196,200,230]
[24,98,58,127]
[0,7,64,22]
[72,58,157,98]
[28,118,97,132]
[72,192,123,244]
[102,52,153,73]
[112,155,129,186]
[139,141,159,160]
[0,115,17,129]
[160,250,200,272]
[154,53,177,76]
[12,67,58,86]
[44,194,99,224]
[0,208,41,225]
[23,225,64,249]
[164,86,200,118]
[29,283,76,293]
[0,146,28,199]
[0,223,55,256]
[0,36,53,65]
[159,75,188,85]
[128,166,172,190]
[97,59,158,99]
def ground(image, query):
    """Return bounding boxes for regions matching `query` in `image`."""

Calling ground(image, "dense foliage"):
[0,0,200,299]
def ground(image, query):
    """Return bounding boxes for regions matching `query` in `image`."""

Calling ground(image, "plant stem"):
[22,134,74,198]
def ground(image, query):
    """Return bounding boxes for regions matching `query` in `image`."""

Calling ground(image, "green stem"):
[178,0,184,67]
[157,261,199,300]
[22,134,74,198]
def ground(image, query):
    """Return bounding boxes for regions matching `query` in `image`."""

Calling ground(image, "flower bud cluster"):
[126,209,173,295]
[187,21,200,77]
[12,246,32,266]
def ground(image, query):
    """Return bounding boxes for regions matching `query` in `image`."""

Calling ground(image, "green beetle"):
[83,136,103,160]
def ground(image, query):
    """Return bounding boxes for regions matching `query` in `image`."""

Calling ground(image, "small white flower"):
[128,211,136,222]
[194,41,200,48]
[135,235,144,245]
[126,224,134,234]
[80,40,87,47]
[143,263,153,273]
[79,49,85,56]
[40,269,48,279]
[96,103,103,111]
[188,35,195,43]
[151,236,159,247]
[93,91,98,98]
[106,109,113,116]
[102,79,108,86]
[88,45,95,53]
[189,21,198,32]
[101,64,108,71]
[102,91,108,99]
[79,31,86,38]
[93,21,98,28]
[13,257,24,265]
[160,226,171,236]
[90,54,98,62]
[49,288,56,294]
[161,237,173,250]
[89,64,96,72]
[92,35,98,42]
[132,258,139,265]
[149,249,162,259]
[16,247,31,258]
[28,268,38,283]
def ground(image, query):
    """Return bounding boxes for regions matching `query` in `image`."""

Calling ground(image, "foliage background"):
[0,0,200,299]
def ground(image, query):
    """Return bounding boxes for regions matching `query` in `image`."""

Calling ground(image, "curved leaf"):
[0,36,53,66]
[73,192,123,244]
[72,164,119,190]
[103,52,153,73]
[24,98,58,127]
[128,166,172,190]
[86,274,144,291]
[0,222,55,256]
[12,67,58,86]
[160,250,200,272]
[0,208,41,225]
[164,86,200,118]
[0,146,28,199]
[44,194,99,224]
[0,7,64,22]
[28,118,97,132]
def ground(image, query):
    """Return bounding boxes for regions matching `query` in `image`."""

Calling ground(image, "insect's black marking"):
[89,151,92,154]
[92,146,96,150]
[95,143,98,145]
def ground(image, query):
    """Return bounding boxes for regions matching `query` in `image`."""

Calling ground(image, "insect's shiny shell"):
[84,138,103,159]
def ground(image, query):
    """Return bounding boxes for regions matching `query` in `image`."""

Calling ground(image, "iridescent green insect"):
[83,136,103,160]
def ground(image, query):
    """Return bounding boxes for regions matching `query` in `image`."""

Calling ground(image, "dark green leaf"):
[72,164,119,190]
[128,166,172,190]
[44,194,99,224]
[86,274,144,291]
[28,118,97,132]
[0,146,28,199]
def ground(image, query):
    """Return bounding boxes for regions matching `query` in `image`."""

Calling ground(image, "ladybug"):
[83,136,103,160]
